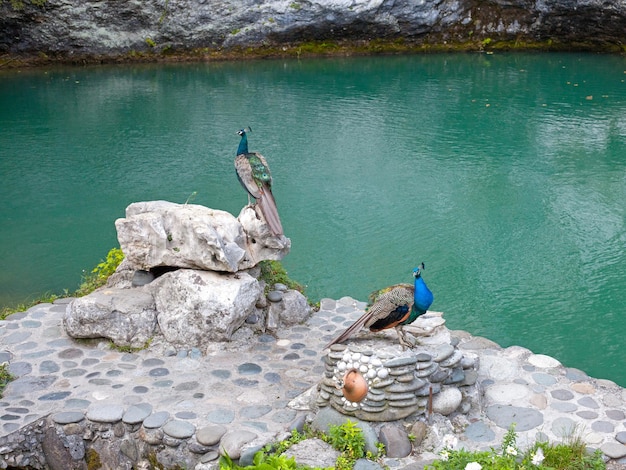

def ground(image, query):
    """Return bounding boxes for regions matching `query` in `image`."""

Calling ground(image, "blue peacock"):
[324,264,434,349]
[234,128,284,236]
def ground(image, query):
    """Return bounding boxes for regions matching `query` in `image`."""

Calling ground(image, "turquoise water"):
[1,53,625,386]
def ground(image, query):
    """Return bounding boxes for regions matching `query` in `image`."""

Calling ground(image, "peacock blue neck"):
[237,133,249,155]
[413,275,434,313]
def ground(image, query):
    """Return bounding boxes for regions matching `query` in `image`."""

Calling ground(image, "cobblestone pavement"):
[1,297,626,468]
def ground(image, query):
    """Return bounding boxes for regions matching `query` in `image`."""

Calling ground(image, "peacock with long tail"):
[234,127,284,236]
[324,263,434,349]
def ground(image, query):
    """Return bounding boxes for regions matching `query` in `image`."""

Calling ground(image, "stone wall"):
[1,0,625,58]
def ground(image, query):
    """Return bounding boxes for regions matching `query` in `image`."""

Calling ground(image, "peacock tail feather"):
[324,267,433,349]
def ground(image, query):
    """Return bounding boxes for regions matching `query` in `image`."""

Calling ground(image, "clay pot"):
[341,368,368,402]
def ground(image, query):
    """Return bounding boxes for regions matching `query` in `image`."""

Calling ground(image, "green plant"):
[326,420,366,469]
[0,362,14,398]
[220,448,300,470]
[258,261,305,295]
[75,247,125,297]
[426,424,606,470]
[219,422,382,470]
[146,37,156,47]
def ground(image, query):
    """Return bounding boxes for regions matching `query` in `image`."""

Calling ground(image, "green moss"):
[85,448,102,470]
[0,363,15,399]
[258,260,305,296]
[146,452,186,470]
[108,338,152,353]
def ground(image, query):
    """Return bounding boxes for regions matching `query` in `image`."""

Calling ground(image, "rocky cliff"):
[1,0,625,60]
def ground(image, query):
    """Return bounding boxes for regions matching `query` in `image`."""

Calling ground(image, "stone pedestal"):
[317,313,478,421]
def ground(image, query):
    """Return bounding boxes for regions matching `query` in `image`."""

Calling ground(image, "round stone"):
[551,417,577,437]
[606,409,626,420]
[149,367,169,377]
[163,419,195,439]
[486,405,543,431]
[550,389,574,401]
[196,424,227,446]
[527,354,561,368]
[240,405,272,419]
[432,387,462,416]
[238,363,262,375]
[39,392,71,401]
[464,421,496,442]
[53,411,85,424]
[143,411,170,428]
[211,369,231,379]
[601,442,626,460]
[57,348,83,359]
[264,373,281,383]
[551,402,577,412]
[578,396,599,409]
[485,384,529,405]
[207,409,235,424]
[532,373,556,386]
[591,421,614,433]
[39,361,60,374]
[267,291,283,302]
[123,403,153,424]
[86,404,124,423]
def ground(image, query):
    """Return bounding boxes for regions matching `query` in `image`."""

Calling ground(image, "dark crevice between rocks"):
[131,266,179,287]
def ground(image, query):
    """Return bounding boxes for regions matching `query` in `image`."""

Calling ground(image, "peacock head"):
[237,126,252,137]
[413,262,425,278]
[236,127,252,155]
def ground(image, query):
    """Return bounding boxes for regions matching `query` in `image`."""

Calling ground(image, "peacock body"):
[325,264,433,349]
[234,128,284,236]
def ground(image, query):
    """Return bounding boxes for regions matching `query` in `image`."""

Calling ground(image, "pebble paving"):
[1,297,626,467]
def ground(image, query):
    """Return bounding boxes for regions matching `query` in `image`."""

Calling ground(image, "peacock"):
[234,127,284,236]
[324,263,434,349]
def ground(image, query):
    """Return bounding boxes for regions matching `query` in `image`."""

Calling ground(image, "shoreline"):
[2,38,626,70]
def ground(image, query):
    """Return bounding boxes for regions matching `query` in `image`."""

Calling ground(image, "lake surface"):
[1,53,625,386]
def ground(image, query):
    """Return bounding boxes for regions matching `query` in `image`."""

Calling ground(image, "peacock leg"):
[395,326,417,349]
[395,326,410,349]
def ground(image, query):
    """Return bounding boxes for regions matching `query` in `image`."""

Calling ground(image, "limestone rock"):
[115,201,289,273]
[432,387,462,416]
[2,0,625,58]
[41,425,87,470]
[282,438,340,468]
[379,423,412,458]
[150,269,263,346]
[64,288,157,348]
[266,289,312,332]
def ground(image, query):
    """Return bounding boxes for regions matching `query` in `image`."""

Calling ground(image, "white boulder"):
[64,288,157,348]
[115,201,290,273]
[149,269,263,346]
